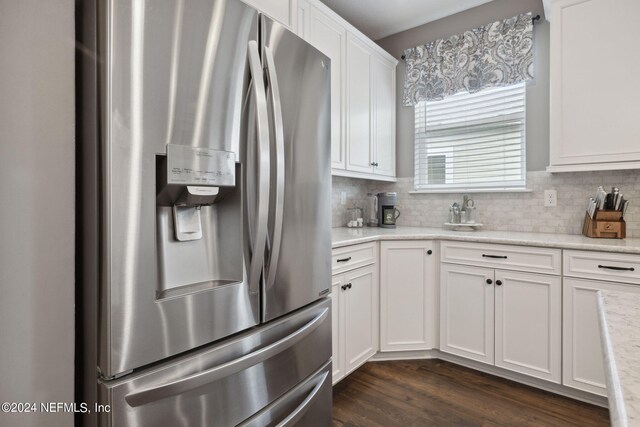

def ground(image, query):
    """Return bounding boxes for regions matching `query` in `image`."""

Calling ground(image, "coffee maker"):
[378,192,400,228]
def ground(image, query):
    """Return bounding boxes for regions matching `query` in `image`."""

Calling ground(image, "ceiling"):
[319,0,495,40]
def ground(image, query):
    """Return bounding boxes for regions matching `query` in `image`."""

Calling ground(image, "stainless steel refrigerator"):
[77,0,332,425]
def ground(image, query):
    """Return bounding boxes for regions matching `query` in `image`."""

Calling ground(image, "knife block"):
[582,210,626,239]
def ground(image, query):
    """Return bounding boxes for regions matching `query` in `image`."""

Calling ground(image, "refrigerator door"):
[99,299,331,426]
[100,0,263,377]
[261,17,332,322]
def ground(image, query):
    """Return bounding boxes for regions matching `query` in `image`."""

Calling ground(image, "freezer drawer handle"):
[276,370,329,427]
[336,257,351,263]
[598,264,635,271]
[482,254,508,259]
[125,307,329,408]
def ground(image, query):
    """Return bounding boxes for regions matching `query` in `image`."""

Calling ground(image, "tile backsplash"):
[332,171,640,237]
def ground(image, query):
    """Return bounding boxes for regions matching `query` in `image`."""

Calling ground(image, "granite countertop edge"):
[596,290,640,427]
[331,227,640,254]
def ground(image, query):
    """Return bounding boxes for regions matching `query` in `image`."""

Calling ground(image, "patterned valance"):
[402,12,534,106]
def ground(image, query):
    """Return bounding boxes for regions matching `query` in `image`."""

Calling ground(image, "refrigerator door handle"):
[246,40,270,293]
[264,46,285,291]
[275,370,329,427]
[124,306,329,408]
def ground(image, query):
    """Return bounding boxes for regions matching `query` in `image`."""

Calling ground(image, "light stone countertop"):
[597,291,640,427]
[332,226,640,254]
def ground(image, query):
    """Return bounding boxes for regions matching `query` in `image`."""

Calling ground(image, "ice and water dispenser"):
[155,144,243,299]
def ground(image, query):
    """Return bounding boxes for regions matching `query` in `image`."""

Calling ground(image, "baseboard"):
[363,350,608,408]
[369,349,439,361]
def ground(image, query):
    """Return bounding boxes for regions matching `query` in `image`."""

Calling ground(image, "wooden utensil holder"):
[582,210,626,239]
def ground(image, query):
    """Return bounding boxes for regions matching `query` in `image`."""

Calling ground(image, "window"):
[414,82,527,191]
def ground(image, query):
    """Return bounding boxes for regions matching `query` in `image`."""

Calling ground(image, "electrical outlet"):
[544,190,557,207]
[340,191,346,205]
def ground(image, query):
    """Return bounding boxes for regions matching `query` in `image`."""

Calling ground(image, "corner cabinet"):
[548,0,640,172]
[297,0,397,181]
[379,241,437,351]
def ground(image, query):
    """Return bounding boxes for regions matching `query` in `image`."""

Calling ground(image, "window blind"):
[414,82,527,191]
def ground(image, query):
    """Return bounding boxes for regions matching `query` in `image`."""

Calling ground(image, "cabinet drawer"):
[332,242,377,274]
[441,241,561,275]
[564,250,640,284]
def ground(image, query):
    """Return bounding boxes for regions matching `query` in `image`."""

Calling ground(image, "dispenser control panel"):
[167,144,235,186]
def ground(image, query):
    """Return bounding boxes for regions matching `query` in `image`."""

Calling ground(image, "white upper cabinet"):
[308,8,346,170]
[346,34,374,174]
[243,0,297,30]
[371,55,396,178]
[297,0,397,181]
[548,0,640,172]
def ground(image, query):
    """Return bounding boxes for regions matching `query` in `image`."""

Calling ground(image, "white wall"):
[0,1,75,426]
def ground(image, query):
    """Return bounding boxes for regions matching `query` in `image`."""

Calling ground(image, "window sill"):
[409,188,533,194]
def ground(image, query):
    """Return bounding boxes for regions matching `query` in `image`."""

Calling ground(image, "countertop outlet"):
[545,189,557,207]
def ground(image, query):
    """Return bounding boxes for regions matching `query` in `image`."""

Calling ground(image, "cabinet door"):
[371,55,395,177]
[345,34,373,174]
[494,270,561,383]
[549,0,640,170]
[309,8,346,170]
[330,275,345,384]
[296,0,310,39]
[343,264,378,374]
[563,277,640,396]
[243,0,295,30]
[440,264,494,364]
[380,241,436,351]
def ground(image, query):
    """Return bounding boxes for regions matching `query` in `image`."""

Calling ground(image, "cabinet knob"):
[341,283,352,291]
[426,249,433,255]
[486,279,493,285]
[495,280,503,286]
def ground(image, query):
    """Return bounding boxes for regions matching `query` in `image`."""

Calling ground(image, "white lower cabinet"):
[440,264,495,364]
[380,241,437,351]
[495,270,561,383]
[440,263,562,383]
[330,263,378,384]
[563,277,640,396]
[330,274,346,384]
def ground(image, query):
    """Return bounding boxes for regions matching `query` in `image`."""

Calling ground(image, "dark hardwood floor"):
[332,360,610,426]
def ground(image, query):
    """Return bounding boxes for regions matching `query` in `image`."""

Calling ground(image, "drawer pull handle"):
[598,265,635,272]
[336,257,352,263]
[482,254,508,259]
[341,283,352,291]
